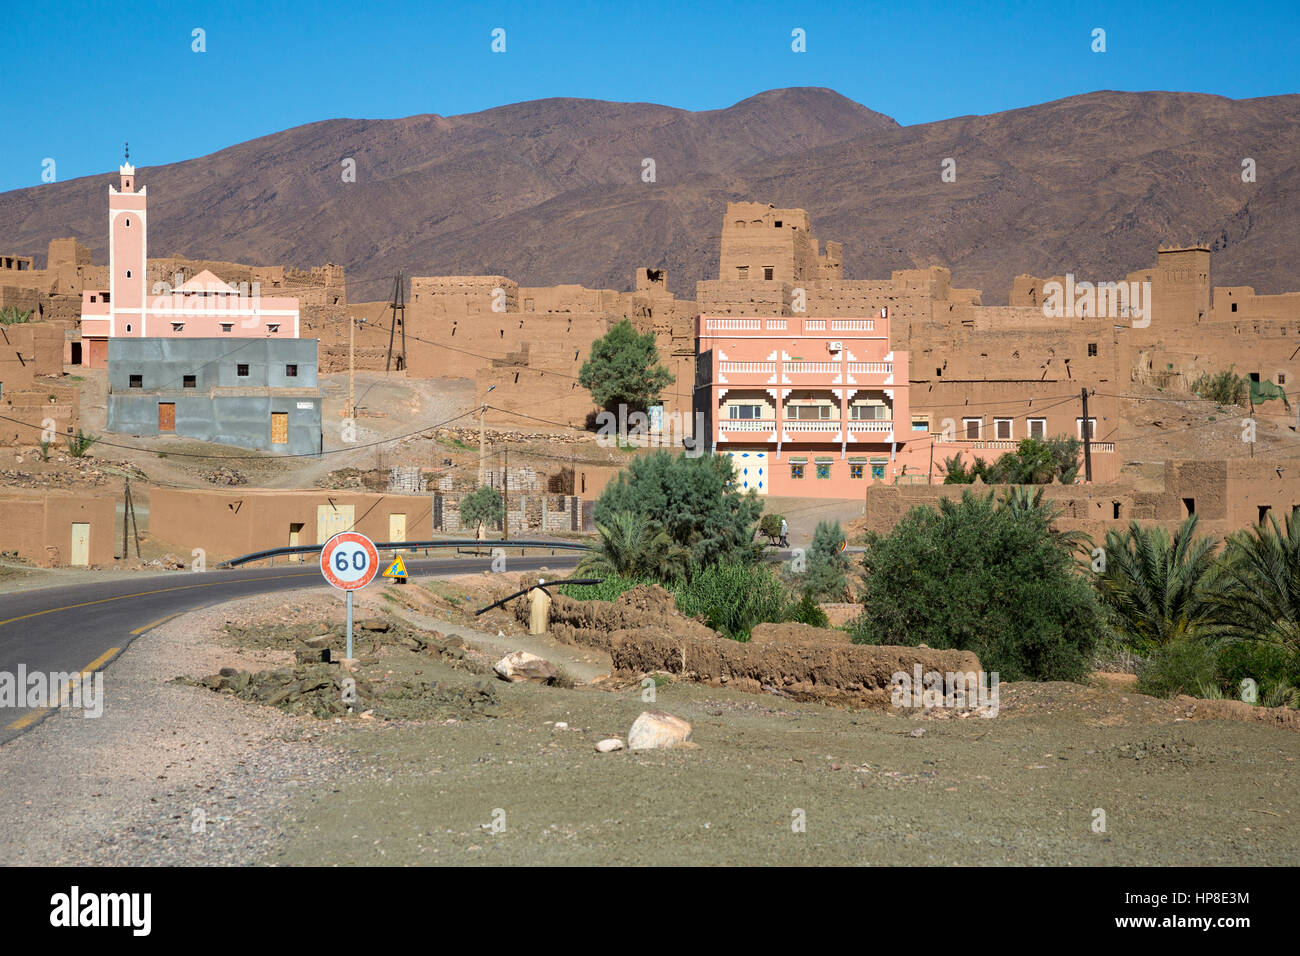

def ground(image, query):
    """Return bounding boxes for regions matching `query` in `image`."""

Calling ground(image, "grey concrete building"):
[107,338,322,455]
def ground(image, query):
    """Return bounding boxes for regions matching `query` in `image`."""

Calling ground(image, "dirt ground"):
[1,574,1295,866]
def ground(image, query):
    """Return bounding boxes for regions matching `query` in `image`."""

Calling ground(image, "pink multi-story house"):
[78,163,300,368]
[697,311,929,498]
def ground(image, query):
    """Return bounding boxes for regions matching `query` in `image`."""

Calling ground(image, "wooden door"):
[158,402,175,432]
[317,504,354,543]
[271,412,289,445]
[70,523,90,566]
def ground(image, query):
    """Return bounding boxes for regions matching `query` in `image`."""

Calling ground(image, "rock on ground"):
[627,711,692,751]
[494,650,559,685]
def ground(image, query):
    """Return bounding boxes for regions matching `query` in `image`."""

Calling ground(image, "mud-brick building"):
[106,337,322,455]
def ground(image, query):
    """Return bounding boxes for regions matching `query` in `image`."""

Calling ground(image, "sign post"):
[320,531,380,661]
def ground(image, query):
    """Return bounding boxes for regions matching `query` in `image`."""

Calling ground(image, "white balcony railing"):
[785,361,840,374]
[803,320,827,331]
[848,362,892,374]
[719,419,776,431]
[783,420,841,432]
[705,318,761,331]
[848,420,893,432]
[719,362,776,374]
[831,319,875,331]
[766,320,787,331]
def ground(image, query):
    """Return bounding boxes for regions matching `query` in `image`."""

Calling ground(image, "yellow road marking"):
[4,646,121,730]
[130,612,181,635]
[0,571,320,628]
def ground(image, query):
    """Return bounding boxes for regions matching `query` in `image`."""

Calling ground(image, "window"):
[1259,505,1272,524]
[1231,302,1238,312]
[1077,417,1097,439]
[237,364,249,377]
[267,323,280,333]
[129,374,142,388]
[220,323,233,333]
[871,463,885,479]
[912,418,930,432]
[763,266,774,281]
[103,293,110,303]
[851,403,889,420]
[1113,502,1122,519]
[183,375,196,389]
[788,404,831,420]
[89,295,96,303]
[962,417,981,439]
[774,220,782,228]
[1027,418,1046,439]
[790,463,805,479]
[286,364,298,378]
[124,323,131,332]
[1087,343,1098,356]
[171,322,184,332]
[816,462,831,479]
[1279,373,1288,386]
[1182,497,1196,517]
[125,270,131,278]
[728,404,764,419]
[737,266,749,280]
[850,464,864,479]
[994,418,1013,439]
[125,218,130,227]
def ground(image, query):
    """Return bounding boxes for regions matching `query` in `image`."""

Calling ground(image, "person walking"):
[779,517,789,548]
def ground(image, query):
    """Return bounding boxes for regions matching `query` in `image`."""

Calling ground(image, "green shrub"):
[674,563,787,641]
[1215,641,1300,693]
[854,489,1108,681]
[1191,367,1248,406]
[594,450,763,574]
[786,590,829,628]
[555,574,653,603]
[1136,641,1220,698]
[799,520,851,601]
[65,429,99,458]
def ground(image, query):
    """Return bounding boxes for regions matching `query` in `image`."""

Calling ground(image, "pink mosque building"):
[78,162,300,368]
[698,309,929,497]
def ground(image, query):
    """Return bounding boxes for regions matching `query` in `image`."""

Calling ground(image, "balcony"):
[719,419,776,433]
[847,420,893,433]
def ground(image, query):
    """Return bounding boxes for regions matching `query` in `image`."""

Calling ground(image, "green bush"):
[853,489,1108,681]
[1191,367,1248,406]
[786,590,829,628]
[674,563,788,641]
[1215,641,1300,693]
[594,450,763,575]
[555,574,653,603]
[1136,641,1220,698]
[799,519,851,600]
[459,486,503,537]
[578,318,673,413]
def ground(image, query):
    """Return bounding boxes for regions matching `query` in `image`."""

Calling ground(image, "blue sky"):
[2,0,1296,193]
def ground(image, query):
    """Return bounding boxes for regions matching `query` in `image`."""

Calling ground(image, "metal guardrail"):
[218,538,590,569]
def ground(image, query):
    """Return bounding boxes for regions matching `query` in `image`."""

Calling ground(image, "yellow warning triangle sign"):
[382,554,408,578]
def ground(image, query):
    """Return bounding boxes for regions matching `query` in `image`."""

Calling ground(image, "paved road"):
[0,554,579,745]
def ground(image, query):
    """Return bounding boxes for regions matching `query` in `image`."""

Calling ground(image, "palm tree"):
[997,486,1092,556]
[1093,514,1226,649]
[1211,511,1300,655]
[577,510,690,583]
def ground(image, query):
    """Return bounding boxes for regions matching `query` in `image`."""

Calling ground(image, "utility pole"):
[384,272,407,372]
[478,385,495,487]
[502,445,509,541]
[347,314,355,421]
[1081,387,1093,483]
[927,436,935,485]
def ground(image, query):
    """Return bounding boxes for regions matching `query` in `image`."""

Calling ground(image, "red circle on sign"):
[320,531,380,591]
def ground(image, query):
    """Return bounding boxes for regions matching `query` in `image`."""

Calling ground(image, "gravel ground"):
[2,580,1297,866]
[0,588,363,865]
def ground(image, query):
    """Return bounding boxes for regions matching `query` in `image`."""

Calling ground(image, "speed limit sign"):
[320,532,379,590]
